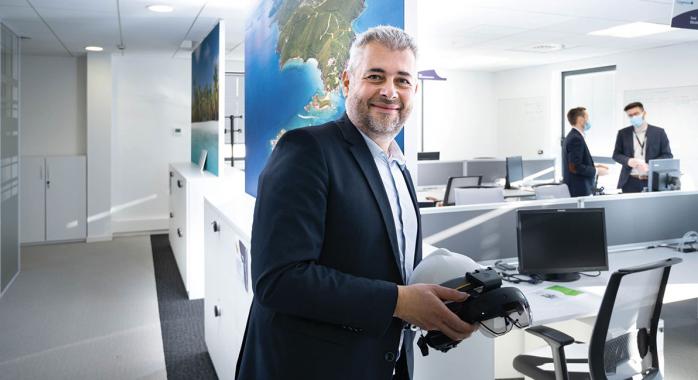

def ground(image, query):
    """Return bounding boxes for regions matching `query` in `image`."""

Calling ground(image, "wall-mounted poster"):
[244,0,405,196]
[192,22,225,176]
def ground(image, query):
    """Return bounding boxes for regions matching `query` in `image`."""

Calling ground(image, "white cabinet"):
[204,193,255,380]
[20,156,86,244]
[168,162,224,300]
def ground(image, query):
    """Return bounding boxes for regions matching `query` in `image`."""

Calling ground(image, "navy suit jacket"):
[236,114,423,380]
[612,125,673,188]
[562,128,596,197]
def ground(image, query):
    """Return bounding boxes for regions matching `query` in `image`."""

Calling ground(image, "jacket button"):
[384,351,396,362]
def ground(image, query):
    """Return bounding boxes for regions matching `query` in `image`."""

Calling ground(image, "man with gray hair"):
[236,25,477,380]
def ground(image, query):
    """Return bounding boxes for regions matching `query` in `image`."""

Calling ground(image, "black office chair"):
[513,257,682,380]
[443,176,482,206]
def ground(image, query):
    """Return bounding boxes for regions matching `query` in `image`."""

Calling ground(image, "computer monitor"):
[418,151,440,161]
[505,156,524,189]
[516,208,608,282]
[647,159,681,192]
[464,159,506,184]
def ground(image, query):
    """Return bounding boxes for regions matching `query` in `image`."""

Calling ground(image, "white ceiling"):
[1,0,697,70]
[0,0,249,60]
[418,0,698,71]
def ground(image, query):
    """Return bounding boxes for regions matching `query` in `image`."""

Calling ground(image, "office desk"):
[483,247,698,325]
[413,247,698,380]
[416,186,536,204]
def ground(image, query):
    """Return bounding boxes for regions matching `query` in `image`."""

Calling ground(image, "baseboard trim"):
[86,235,113,243]
[112,216,169,235]
[0,270,20,298]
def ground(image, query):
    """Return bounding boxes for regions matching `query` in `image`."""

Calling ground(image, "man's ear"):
[341,70,351,97]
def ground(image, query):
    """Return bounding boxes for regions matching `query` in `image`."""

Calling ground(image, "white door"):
[46,156,86,241]
[20,156,46,243]
[225,73,245,169]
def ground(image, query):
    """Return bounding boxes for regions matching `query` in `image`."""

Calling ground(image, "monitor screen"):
[506,156,524,188]
[517,208,608,280]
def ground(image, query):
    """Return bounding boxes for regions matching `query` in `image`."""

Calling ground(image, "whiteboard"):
[624,85,698,190]
[497,97,547,157]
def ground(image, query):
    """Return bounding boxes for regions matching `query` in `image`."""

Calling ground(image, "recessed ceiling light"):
[147,4,174,13]
[589,22,673,38]
[85,46,103,52]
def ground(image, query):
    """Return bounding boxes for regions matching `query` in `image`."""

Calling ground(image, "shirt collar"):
[355,126,406,168]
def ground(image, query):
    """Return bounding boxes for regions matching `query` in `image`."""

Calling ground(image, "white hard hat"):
[409,248,482,285]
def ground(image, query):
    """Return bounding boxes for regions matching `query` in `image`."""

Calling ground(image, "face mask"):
[583,121,591,131]
[630,115,644,128]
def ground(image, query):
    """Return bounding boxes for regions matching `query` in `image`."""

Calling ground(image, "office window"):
[562,66,617,189]
[224,72,245,170]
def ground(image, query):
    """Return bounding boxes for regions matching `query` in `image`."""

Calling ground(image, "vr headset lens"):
[480,306,532,337]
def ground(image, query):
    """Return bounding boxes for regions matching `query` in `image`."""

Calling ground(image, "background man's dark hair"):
[567,107,587,126]
[624,101,644,112]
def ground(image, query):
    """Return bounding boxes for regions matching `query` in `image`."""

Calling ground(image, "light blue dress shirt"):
[356,128,418,283]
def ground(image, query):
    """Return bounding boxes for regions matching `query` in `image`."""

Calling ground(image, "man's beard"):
[347,93,411,138]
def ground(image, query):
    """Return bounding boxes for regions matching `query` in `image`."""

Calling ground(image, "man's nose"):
[379,81,398,99]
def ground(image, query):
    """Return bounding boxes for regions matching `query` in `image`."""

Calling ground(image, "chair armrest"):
[525,326,575,380]
[526,325,575,348]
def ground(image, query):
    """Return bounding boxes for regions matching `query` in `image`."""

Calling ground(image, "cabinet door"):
[170,172,187,285]
[20,156,46,243]
[204,205,223,377]
[218,226,253,380]
[45,156,86,241]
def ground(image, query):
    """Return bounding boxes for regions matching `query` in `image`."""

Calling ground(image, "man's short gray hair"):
[346,25,418,72]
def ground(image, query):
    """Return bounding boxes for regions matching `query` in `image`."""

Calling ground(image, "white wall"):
[421,70,497,160]
[86,53,112,241]
[226,59,244,73]
[493,41,698,188]
[20,55,86,156]
[111,55,191,234]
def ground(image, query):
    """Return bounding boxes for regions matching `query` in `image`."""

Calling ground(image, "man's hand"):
[627,158,640,168]
[394,284,478,341]
[594,164,609,176]
[637,162,650,174]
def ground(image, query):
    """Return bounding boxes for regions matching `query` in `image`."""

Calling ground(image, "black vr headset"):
[416,268,532,356]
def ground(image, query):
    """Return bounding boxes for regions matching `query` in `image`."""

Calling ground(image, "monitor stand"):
[540,272,581,282]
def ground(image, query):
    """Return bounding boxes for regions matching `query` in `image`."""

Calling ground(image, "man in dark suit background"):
[562,107,608,197]
[236,26,477,380]
[613,102,673,193]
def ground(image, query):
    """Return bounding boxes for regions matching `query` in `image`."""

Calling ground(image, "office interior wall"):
[111,55,191,234]
[420,69,497,160]
[20,55,86,156]
[493,41,698,188]
[86,53,112,241]
[226,60,244,72]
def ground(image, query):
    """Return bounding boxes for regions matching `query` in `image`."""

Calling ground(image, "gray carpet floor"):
[150,234,217,380]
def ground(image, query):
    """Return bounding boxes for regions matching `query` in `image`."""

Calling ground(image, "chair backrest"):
[588,257,682,380]
[444,176,482,205]
[534,183,571,200]
[453,187,504,206]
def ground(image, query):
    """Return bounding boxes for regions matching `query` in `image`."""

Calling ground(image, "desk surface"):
[481,247,698,326]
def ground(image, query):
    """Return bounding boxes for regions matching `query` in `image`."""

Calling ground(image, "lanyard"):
[633,131,647,157]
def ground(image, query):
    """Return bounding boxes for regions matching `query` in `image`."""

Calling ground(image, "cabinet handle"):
[214,305,222,317]
[46,163,51,189]
[177,228,183,238]
[212,221,220,232]
[170,212,174,218]
[177,180,183,188]
[169,171,173,177]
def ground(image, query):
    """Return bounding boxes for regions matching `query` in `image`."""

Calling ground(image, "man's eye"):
[366,75,382,80]
[397,78,411,85]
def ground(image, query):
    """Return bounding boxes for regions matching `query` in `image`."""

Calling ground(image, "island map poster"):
[192,23,222,176]
[245,0,405,196]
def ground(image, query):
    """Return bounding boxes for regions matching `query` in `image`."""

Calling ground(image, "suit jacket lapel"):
[400,167,422,265]
[337,116,403,278]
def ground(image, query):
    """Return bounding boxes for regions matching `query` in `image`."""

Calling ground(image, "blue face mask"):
[630,115,644,128]
[583,121,592,131]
